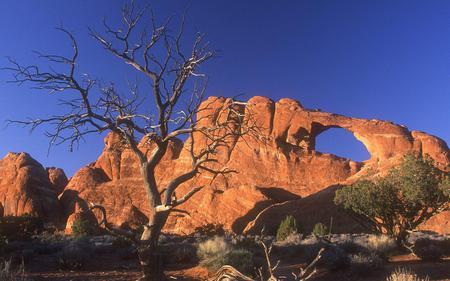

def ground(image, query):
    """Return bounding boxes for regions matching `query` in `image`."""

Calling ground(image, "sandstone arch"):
[57,96,449,235]
[313,126,371,162]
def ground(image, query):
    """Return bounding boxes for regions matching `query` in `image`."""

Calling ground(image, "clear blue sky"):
[0,0,449,176]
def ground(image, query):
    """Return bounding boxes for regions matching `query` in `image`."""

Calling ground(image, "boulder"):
[0,152,64,227]
[46,167,68,196]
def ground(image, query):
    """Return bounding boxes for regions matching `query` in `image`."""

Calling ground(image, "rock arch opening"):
[315,127,370,162]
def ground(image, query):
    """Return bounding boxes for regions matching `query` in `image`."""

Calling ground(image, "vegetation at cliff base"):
[334,153,449,244]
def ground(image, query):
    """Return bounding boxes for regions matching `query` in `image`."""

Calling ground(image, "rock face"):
[0,152,64,226]
[46,167,68,196]
[59,96,449,235]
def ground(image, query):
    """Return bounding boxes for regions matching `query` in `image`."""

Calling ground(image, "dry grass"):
[386,268,430,281]
[197,236,230,260]
[367,234,397,256]
[0,260,29,281]
[197,237,254,274]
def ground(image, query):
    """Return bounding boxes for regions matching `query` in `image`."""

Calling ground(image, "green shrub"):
[276,215,298,241]
[312,223,328,237]
[71,217,97,238]
[335,154,450,244]
[386,268,430,281]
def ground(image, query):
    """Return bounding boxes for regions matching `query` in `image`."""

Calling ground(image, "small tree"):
[276,215,298,241]
[2,2,260,280]
[312,223,328,237]
[334,154,449,245]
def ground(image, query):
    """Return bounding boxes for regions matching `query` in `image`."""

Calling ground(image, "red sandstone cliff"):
[57,96,449,235]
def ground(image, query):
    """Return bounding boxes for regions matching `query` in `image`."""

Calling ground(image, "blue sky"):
[0,0,449,176]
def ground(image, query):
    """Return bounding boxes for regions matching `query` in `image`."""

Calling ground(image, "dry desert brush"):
[209,233,324,281]
[1,1,262,280]
[385,268,430,281]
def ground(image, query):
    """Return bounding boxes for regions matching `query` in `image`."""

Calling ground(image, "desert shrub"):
[197,236,230,260]
[71,217,97,238]
[276,215,298,241]
[367,235,397,258]
[0,216,43,240]
[56,240,92,270]
[194,224,225,237]
[0,260,30,281]
[201,248,254,274]
[335,154,450,244]
[349,252,383,274]
[312,223,328,237]
[413,238,448,261]
[386,268,430,281]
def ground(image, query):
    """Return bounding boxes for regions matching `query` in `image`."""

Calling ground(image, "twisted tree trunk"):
[137,212,169,281]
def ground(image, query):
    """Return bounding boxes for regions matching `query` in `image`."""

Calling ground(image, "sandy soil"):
[26,254,449,281]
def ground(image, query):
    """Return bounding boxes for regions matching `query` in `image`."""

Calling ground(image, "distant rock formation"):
[0,152,65,226]
[58,96,449,235]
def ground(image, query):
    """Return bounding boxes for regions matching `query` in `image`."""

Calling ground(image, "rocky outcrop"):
[0,152,64,226]
[46,167,68,196]
[59,96,449,235]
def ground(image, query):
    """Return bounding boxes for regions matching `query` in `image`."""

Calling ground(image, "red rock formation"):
[0,152,64,226]
[64,201,99,235]
[46,167,68,196]
[61,96,449,235]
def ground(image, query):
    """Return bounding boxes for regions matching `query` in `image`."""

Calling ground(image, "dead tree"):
[209,228,324,281]
[208,237,323,281]
[2,2,260,280]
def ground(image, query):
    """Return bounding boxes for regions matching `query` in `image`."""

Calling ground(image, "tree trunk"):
[137,212,169,281]
[396,230,409,248]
